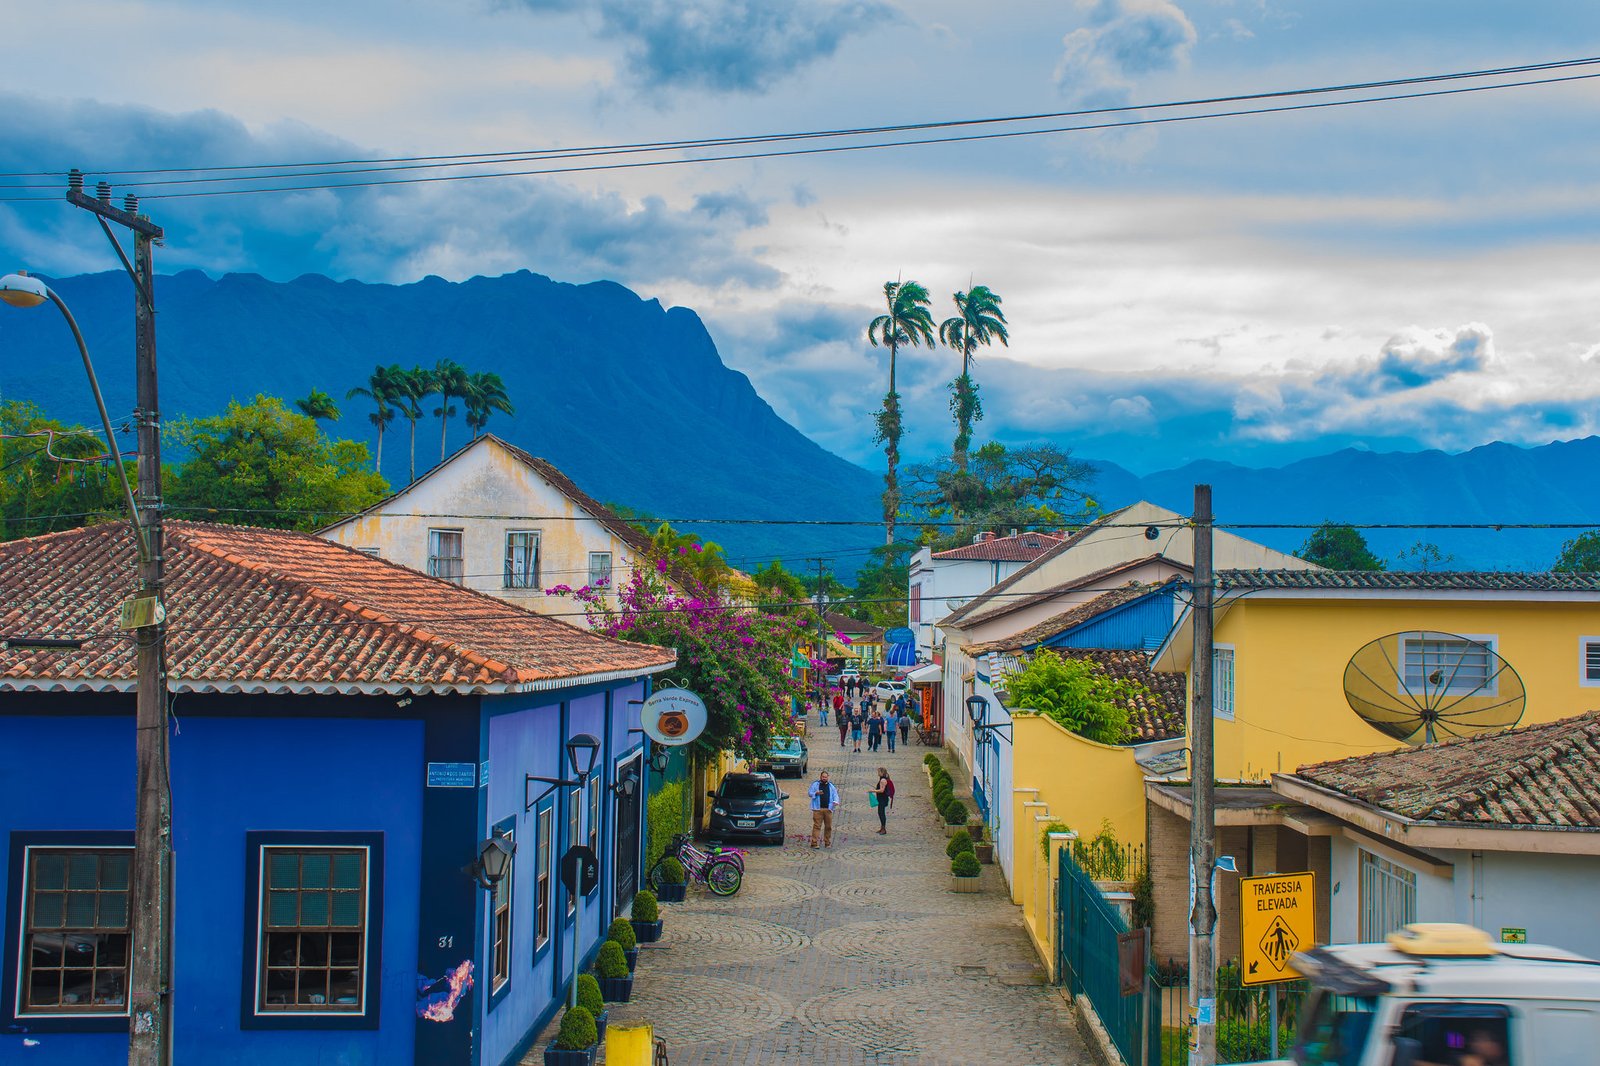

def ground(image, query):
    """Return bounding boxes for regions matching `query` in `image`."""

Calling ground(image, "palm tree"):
[345,368,399,472]
[392,365,431,484]
[430,358,469,463]
[294,388,341,423]
[938,284,1008,473]
[866,280,935,547]
[463,371,515,439]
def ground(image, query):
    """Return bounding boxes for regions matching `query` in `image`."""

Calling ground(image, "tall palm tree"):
[462,371,515,439]
[866,280,935,547]
[430,358,469,463]
[938,284,1008,473]
[345,367,398,471]
[294,388,342,424]
[392,365,431,484]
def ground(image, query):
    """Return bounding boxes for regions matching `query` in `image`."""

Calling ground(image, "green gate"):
[1056,848,1159,1066]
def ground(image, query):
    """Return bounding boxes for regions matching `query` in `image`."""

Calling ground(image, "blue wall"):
[1042,588,1178,652]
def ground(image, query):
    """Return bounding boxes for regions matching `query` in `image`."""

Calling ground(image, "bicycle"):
[649,833,743,896]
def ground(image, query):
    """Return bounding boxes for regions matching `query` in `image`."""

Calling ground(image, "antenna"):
[1342,631,1525,745]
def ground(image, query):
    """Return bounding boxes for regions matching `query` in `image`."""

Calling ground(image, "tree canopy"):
[902,441,1096,550]
[1554,531,1600,572]
[1003,649,1150,746]
[0,400,126,541]
[1296,522,1385,570]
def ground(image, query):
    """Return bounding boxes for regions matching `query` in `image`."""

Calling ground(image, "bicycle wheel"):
[646,859,675,893]
[705,857,743,896]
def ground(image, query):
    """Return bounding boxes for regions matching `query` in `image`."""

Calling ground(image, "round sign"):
[641,687,708,747]
[884,626,915,645]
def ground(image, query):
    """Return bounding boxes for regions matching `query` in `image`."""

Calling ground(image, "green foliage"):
[924,753,939,768]
[751,559,806,603]
[165,395,388,530]
[576,973,604,1017]
[933,784,953,810]
[1073,819,1130,880]
[462,370,514,438]
[1296,521,1385,570]
[554,1005,598,1050]
[595,940,629,979]
[942,798,969,825]
[902,441,1095,549]
[0,400,127,541]
[1393,540,1455,572]
[607,918,636,951]
[1132,866,1155,930]
[1005,649,1143,745]
[939,285,1007,471]
[946,829,974,858]
[951,850,981,877]
[1039,820,1073,857]
[645,780,687,871]
[849,541,915,627]
[659,857,685,885]
[1555,531,1600,571]
[630,890,658,923]
[293,388,341,422]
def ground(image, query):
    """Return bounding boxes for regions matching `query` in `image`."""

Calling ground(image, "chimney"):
[974,531,996,544]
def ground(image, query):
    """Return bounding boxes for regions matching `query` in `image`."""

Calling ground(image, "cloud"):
[1373,323,1493,388]
[1055,0,1197,104]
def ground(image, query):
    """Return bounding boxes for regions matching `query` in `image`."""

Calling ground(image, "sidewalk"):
[530,735,1094,1064]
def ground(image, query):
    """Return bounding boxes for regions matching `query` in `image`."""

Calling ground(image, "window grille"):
[257,847,368,1012]
[1359,849,1416,942]
[20,848,131,1014]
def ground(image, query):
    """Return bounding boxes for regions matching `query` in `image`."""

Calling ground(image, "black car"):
[753,735,808,777]
[707,772,788,843]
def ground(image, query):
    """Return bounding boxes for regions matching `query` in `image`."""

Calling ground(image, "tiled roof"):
[956,555,1188,631]
[969,579,1178,654]
[824,612,884,640]
[1294,712,1600,828]
[1004,648,1186,743]
[938,506,1134,627]
[1218,569,1600,593]
[0,521,675,696]
[932,531,1063,562]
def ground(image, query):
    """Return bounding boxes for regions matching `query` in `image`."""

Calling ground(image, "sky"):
[4,0,1600,475]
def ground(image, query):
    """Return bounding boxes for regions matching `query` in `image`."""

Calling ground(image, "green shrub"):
[659,857,686,885]
[576,973,604,1016]
[608,917,637,951]
[645,779,687,871]
[933,783,952,803]
[946,829,974,858]
[1132,866,1155,930]
[924,753,938,768]
[554,1005,598,1049]
[596,940,629,979]
[951,851,981,877]
[931,766,952,785]
[1039,820,1073,857]
[631,890,659,923]
[943,799,969,825]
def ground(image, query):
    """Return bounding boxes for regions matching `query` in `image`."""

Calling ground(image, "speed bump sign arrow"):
[1239,871,1315,985]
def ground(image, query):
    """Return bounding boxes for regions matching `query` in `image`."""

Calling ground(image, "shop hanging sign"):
[640,687,708,747]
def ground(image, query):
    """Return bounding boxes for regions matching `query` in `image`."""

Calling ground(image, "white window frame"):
[534,807,553,950]
[565,789,581,917]
[1582,637,1600,688]
[1212,644,1235,720]
[15,844,135,1018]
[354,546,380,557]
[587,551,613,589]
[586,779,601,892]
[504,530,540,589]
[252,844,372,1017]
[1398,633,1498,698]
[489,827,513,995]
[427,528,464,584]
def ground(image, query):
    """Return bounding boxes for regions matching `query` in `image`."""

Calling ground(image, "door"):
[613,754,642,913]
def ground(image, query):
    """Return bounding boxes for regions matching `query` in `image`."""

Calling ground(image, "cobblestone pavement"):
[530,733,1096,1065]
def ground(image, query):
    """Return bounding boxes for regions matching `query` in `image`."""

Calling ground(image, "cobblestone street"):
[534,734,1095,1065]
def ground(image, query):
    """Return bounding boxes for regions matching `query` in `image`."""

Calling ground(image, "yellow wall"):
[1200,598,1600,780]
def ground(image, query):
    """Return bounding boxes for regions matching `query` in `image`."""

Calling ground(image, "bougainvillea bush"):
[550,547,806,761]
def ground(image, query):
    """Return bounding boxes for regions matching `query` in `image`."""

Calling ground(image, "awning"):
[906,663,941,684]
[886,641,918,668]
[827,639,853,658]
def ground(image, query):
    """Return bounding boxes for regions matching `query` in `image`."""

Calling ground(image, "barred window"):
[1359,849,1416,943]
[1401,635,1496,696]
[258,848,368,1012]
[21,848,131,1014]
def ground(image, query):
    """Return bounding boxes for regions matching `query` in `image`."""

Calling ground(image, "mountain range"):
[0,268,1592,574]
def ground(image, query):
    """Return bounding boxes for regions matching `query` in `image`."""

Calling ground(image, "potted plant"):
[609,917,639,972]
[946,828,973,860]
[950,850,982,893]
[967,817,985,843]
[595,939,634,1002]
[943,799,969,837]
[544,1005,599,1066]
[973,838,995,864]
[577,974,608,1043]
[655,856,687,903]
[629,890,663,943]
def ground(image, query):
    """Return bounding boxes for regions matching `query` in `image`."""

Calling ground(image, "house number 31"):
[437,935,454,948]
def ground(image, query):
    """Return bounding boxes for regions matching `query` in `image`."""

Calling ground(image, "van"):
[1256,924,1600,1065]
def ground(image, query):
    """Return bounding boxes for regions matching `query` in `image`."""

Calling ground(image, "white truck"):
[1258,924,1600,1066]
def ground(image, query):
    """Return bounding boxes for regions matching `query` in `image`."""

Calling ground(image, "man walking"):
[808,769,840,848]
[885,706,898,753]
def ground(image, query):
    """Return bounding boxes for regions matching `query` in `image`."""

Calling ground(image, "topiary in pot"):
[609,917,639,970]
[943,799,969,826]
[546,1005,598,1065]
[629,890,663,944]
[946,829,974,859]
[654,856,687,902]
[924,753,939,768]
[595,940,634,1002]
[576,974,608,1042]
[950,849,982,892]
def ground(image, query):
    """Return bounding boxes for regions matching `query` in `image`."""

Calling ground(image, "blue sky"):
[4,0,1600,474]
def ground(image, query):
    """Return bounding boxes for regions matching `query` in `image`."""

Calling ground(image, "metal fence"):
[1148,969,1309,1064]
[1071,838,1146,883]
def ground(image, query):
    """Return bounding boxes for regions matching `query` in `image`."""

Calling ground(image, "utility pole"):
[809,558,830,669]
[1188,484,1216,1066]
[66,172,172,1066]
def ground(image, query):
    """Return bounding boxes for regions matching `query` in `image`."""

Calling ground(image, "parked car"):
[706,772,788,843]
[873,680,908,701]
[754,735,808,777]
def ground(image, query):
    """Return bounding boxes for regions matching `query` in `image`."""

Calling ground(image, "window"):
[586,779,601,886]
[504,531,540,589]
[20,848,131,1015]
[909,584,922,623]
[1397,1003,1513,1066]
[1582,638,1600,688]
[354,546,380,557]
[566,789,581,916]
[587,552,613,588]
[427,529,464,583]
[1358,849,1416,943]
[489,826,513,995]
[1400,634,1497,697]
[256,847,368,1013]
[1212,645,1235,719]
[534,808,553,950]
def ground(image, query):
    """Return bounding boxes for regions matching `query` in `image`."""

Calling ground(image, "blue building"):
[0,521,675,1065]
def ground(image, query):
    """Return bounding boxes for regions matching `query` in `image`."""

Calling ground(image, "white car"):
[873,680,907,700]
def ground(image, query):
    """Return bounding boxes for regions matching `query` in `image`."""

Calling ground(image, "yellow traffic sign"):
[1239,872,1315,985]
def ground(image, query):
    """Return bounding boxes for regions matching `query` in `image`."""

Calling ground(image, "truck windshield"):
[1293,990,1377,1066]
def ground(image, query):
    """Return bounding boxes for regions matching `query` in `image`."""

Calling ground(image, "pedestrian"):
[885,707,898,752]
[808,769,840,848]
[837,705,849,747]
[899,703,913,745]
[870,767,895,834]
[866,709,884,752]
[818,698,828,727]
[851,708,863,753]
[832,690,844,718]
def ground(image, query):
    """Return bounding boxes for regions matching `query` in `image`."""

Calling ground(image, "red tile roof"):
[932,531,1064,562]
[824,612,884,640]
[0,521,675,695]
[1293,711,1600,828]
[955,555,1188,631]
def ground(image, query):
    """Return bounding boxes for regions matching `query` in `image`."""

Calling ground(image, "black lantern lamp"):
[526,732,605,813]
[966,693,1011,744]
[610,770,639,799]
[648,745,671,774]
[468,833,516,890]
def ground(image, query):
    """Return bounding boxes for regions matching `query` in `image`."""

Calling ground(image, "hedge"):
[645,779,688,871]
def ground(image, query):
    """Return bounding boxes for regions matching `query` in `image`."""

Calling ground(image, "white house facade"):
[908,530,1063,660]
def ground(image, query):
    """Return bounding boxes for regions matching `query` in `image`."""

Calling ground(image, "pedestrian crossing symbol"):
[1238,872,1315,985]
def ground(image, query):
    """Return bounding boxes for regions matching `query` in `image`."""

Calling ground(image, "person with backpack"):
[870,767,895,834]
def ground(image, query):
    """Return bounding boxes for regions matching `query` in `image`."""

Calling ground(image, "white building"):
[908,530,1063,660]
[320,434,655,624]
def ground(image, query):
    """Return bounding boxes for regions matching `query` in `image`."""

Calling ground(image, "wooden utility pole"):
[1188,484,1216,1065]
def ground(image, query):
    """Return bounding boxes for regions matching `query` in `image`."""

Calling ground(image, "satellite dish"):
[1343,631,1525,745]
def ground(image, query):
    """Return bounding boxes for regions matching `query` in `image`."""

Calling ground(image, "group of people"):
[806,765,897,846]
[835,701,911,754]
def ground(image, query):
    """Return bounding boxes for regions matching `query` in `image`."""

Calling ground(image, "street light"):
[966,694,1011,744]
[565,733,601,782]
[468,834,517,890]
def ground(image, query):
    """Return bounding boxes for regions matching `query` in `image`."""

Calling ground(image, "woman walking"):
[884,707,898,753]
[837,704,850,748]
[899,698,914,746]
[871,767,895,834]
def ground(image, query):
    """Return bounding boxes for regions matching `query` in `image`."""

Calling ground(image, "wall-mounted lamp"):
[610,771,638,799]
[648,746,671,774]
[965,694,1011,744]
[467,833,516,890]
[526,732,604,812]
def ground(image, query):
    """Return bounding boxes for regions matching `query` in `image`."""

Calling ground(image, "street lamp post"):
[524,733,603,1010]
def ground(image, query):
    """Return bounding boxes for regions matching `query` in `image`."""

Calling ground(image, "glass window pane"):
[60,969,95,1007]
[331,932,361,967]
[66,854,99,890]
[98,891,128,928]
[330,970,360,1006]
[268,852,299,889]
[29,936,63,969]
[264,967,295,1006]
[300,891,330,927]
[29,968,60,1007]
[100,853,129,891]
[96,934,128,968]
[66,893,97,926]
[266,932,298,967]
[32,892,65,929]
[331,853,362,889]
[299,933,328,966]
[34,853,66,890]
[301,853,331,888]
[268,890,298,927]
[331,890,362,927]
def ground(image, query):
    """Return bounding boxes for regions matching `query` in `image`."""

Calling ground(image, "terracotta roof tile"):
[0,521,674,695]
[824,612,884,640]
[956,555,1188,631]
[1218,569,1600,593]
[932,531,1064,562]
[1294,711,1600,828]
[1001,647,1185,743]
